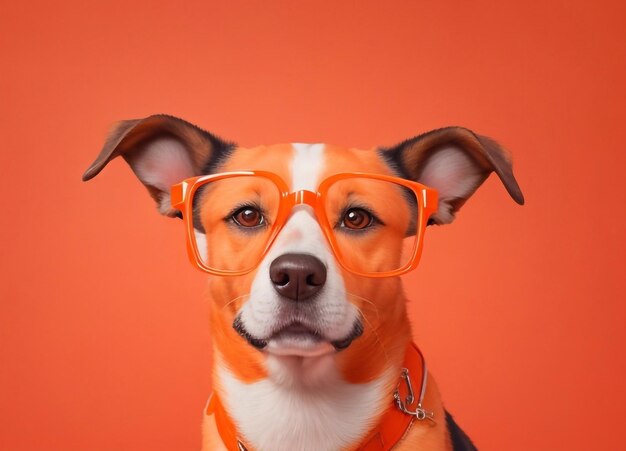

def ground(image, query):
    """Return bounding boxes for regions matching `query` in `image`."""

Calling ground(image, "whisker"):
[346,292,381,323]
[354,304,391,366]
[220,293,251,312]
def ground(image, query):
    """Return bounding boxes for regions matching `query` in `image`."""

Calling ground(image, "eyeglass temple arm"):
[170,181,188,210]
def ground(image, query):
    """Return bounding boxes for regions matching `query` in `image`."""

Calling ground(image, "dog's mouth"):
[273,322,322,342]
[232,317,363,356]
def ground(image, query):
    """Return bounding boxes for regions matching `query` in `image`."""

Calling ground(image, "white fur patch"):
[291,143,325,191]
[218,363,391,451]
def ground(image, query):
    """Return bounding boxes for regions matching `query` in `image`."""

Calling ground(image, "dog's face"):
[202,144,413,384]
[84,115,523,385]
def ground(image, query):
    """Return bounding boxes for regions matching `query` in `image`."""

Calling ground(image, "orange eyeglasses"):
[170,171,438,278]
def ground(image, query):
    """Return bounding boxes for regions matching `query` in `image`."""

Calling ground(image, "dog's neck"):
[211,304,412,451]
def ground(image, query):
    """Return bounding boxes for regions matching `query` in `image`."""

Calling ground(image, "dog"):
[83,114,523,450]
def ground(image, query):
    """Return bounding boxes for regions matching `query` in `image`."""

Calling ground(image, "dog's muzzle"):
[232,252,363,354]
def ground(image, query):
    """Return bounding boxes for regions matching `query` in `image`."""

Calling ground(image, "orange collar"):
[207,343,433,451]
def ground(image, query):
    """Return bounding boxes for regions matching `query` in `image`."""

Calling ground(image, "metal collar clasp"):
[393,367,435,423]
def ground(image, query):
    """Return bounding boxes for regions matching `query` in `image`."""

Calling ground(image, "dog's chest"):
[217,364,391,451]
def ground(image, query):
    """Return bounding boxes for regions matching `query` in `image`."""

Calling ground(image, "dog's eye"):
[341,208,374,230]
[231,207,265,228]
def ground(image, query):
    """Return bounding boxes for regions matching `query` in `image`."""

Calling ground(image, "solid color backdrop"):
[1,1,625,450]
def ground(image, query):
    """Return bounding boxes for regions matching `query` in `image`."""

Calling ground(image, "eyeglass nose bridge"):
[289,189,320,208]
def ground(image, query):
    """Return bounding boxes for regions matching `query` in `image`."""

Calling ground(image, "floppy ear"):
[381,127,524,224]
[82,114,233,217]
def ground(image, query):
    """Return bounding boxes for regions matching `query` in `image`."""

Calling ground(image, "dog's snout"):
[269,253,327,301]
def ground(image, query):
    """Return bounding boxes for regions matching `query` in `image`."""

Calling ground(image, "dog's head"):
[84,114,523,384]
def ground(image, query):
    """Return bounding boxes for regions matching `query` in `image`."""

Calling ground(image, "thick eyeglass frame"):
[170,171,438,278]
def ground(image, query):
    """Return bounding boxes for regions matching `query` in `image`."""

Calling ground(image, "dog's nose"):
[269,253,327,301]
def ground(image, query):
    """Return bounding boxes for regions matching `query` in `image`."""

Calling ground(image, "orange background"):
[1,1,625,450]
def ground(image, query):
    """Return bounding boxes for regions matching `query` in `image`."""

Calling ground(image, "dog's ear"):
[381,127,524,224]
[82,114,233,217]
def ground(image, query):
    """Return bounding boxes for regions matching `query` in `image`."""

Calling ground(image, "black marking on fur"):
[331,319,364,350]
[233,316,268,349]
[445,410,478,451]
[200,133,236,175]
[378,143,413,182]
